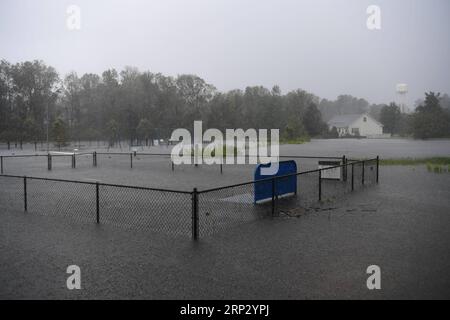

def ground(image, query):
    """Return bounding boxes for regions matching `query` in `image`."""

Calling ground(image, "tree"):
[412,92,450,139]
[10,60,60,143]
[23,117,39,142]
[0,61,13,141]
[329,126,339,138]
[318,95,369,121]
[136,118,152,145]
[397,114,413,137]
[52,118,67,150]
[283,119,307,140]
[369,103,384,121]
[176,74,216,127]
[106,119,120,147]
[379,103,401,134]
[0,59,337,146]
[282,89,318,139]
[303,103,326,137]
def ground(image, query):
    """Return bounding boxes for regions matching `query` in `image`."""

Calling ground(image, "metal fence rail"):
[0,157,379,240]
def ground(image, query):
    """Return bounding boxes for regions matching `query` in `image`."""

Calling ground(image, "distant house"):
[327,114,384,138]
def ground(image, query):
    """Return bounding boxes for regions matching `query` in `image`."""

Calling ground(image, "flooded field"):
[2,138,450,159]
[1,165,449,299]
[279,138,450,159]
[1,138,450,298]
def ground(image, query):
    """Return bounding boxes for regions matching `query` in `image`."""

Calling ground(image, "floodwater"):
[2,138,450,159]
[1,165,449,299]
[1,139,450,299]
[280,138,450,159]
[1,138,449,191]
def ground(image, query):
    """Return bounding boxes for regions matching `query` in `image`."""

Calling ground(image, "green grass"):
[380,157,450,173]
[380,157,450,166]
[279,136,310,145]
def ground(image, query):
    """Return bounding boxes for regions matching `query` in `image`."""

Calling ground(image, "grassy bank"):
[380,157,450,166]
[380,157,450,173]
[280,137,310,145]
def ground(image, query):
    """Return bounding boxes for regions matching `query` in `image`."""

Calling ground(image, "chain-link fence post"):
[47,154,52,171]
[351,163,354,191]
[96,182,100,223]
[0,156,3,174]
[376,156,379,183]
[130,153,133,169]
[192,188,199,240]
[318,170,322,201]
[93,151,97,167]
[23,176,27,212]
[362,160,365,186]
[343,155,347,181]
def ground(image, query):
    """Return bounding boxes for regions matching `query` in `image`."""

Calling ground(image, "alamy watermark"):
[66,265,81,290]
[367,5,381,30]
[170,121,280,175]
[366,265,381,290]
[66,5,81,30]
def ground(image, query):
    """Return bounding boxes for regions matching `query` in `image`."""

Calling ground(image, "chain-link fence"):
[197,181,272,237]
[0,153,93,174]
[363,158,378,186]
[99,184,192,236]
[197,158,379,237]
[1,155,46,175]
[0,157,379,240]
[0,175,24,212]
[0,153,346,175]
[27,177,96,222]
[0,174,192,237]
[276,170,320,216]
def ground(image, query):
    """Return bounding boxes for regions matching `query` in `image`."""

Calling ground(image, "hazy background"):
[0,0,449,106]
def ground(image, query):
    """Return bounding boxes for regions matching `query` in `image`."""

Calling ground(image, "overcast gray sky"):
[1,0,449,106]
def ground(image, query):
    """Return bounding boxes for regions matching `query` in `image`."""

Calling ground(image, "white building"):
[327,114,385,138]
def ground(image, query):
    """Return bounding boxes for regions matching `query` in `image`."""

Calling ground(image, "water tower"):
[396,83,408,113]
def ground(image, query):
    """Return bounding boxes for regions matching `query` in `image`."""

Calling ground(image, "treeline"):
[1,59,449,147]
[376,92,450,138]
[0,60,329,146]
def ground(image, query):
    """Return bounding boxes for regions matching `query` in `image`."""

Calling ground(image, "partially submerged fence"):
[196,158,379,236]
[0,152,100,174]
[0,174,193,236]
[0,152,348,175]
[0,157,379,240]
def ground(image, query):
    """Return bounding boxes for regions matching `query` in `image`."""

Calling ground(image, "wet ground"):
[1,165,449,299]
